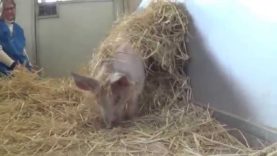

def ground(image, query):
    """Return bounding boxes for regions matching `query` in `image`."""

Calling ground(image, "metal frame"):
[36,2,60,19]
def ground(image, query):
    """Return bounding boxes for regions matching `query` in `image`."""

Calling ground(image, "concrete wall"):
[14,0,123,76]
[15,0,36,64]
[36,0,116,77]
[139,0,277,130]
[126,0,141,13]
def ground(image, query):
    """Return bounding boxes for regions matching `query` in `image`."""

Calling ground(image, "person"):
[0,0,32,76]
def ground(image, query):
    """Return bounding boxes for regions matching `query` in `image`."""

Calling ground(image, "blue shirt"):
[0,19,31,75]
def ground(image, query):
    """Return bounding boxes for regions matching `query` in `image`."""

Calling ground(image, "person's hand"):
[9,61,19,70]
[31,66,43,75]
[13,62,24,70]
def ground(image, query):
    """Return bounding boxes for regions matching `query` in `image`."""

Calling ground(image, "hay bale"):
[93,1,189,75]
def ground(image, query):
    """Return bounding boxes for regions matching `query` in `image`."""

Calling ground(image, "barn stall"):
[0,0,277,155]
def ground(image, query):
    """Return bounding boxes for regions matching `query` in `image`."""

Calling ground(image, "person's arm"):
[0,50,13,66]
[23,48,32,69]
[0,45,17,70]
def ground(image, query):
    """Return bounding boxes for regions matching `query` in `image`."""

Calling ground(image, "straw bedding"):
[1,70,276,156]
[0,1,276,156]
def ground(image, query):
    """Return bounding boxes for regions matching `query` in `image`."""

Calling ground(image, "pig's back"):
[112,42,145,93]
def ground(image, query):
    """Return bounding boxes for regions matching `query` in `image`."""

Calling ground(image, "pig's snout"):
[106,118,119,129]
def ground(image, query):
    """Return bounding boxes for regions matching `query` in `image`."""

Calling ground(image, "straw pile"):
[1,70,276,156]
[0,1,277,156]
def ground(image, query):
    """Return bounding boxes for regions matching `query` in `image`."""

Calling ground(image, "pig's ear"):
[109,72,130,92]
[71,72,100,92]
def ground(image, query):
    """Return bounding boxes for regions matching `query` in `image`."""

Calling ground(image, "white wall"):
[139,0,277,129]
[126,0,141,13]
[36,0,116,77]
[15,0,36,64]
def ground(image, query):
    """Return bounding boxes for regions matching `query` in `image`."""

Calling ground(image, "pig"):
[72,42,145,128]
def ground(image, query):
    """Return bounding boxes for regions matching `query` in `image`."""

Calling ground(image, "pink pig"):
[72,42,145,128]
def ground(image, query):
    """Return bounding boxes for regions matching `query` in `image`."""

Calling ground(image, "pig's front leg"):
[124,96,139,120]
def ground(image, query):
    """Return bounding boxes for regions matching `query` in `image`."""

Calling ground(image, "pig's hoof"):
[123,114,131,120]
